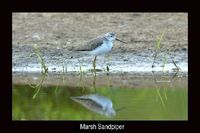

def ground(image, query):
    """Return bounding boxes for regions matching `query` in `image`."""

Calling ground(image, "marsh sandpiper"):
[76,32,126,71]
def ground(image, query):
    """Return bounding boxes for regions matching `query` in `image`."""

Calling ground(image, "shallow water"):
[12,79,187,120]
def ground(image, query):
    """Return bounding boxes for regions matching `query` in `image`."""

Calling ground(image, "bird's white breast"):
[90,41,113,56]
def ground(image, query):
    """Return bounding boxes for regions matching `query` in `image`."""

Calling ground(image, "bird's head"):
[105,32,127,44]
[105,32,116,42]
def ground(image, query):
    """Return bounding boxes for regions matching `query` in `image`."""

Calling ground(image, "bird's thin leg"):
[93,68,96,93]
[92,56,97,93]
[93,56,97,73]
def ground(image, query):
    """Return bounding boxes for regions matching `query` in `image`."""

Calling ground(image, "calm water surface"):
[12,82,187,120]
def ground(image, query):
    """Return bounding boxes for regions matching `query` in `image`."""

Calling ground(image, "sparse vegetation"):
[29,44,48,99]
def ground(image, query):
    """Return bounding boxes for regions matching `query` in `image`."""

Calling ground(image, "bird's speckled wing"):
[76,35,105,51]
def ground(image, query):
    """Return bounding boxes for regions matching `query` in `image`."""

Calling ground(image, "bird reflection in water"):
[71,94,116,117]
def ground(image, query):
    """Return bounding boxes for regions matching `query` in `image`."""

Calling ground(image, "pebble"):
[32,34,41,41]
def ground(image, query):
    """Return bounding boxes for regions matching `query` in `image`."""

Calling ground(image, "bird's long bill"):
[116,38,127,44]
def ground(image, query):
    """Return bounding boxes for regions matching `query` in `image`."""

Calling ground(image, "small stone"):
[182,47,187,51]
[51,68,56,72]
[32,34,40,41]
[174,48,180,52]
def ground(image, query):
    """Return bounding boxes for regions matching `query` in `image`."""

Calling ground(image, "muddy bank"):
[12,44,187,88]
[12,45,187,74]
[12,13,188,78]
